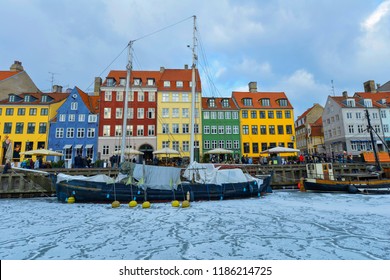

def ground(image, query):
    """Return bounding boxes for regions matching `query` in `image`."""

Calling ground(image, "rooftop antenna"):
[331,80,335,96]
[48,72,59,89]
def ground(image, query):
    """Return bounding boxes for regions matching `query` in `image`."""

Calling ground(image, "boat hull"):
[304,179,390,194]
[56,175,272,203]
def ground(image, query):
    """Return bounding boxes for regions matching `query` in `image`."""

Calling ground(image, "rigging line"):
[133,15,194,42]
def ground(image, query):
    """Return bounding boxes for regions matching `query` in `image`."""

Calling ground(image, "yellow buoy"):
[129,200,138,208]
[142,201,151,208]
[67,196,75,204]
[182,200,190,208]
[111,200,120,208]
[171,200,180,207]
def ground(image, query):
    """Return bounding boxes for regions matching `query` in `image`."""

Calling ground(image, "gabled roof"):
[231,91,293,109]
[75,87,99,114]
[0,92,69,105]
[378,81,390,92]
[104,70,162,87]
[158,68,202,92]
[201,97,238,110]
[354,91,390,107]
[0,71,20,81]
[329,95,386,109]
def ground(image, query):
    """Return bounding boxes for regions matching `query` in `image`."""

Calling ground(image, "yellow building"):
[232,82,296,160]
[156,67,202,162]
[0,91,68,164]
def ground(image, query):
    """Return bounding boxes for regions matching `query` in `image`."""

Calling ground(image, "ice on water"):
[1,191,389,260]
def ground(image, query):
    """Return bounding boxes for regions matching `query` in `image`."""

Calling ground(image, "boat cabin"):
[306,163,335,180]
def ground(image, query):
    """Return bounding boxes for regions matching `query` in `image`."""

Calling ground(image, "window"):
[162,93,169,102]
[269,125,275,135]
[148,91,156,102]
[204,126,210,134]
[208,99,216,107]
[102,145,109,155]
[104,108,111,119]
[127,125,133,136]
[222,99,229,107]
[356,112,362,119]
[134,78,141,86]
[27,123,35,134]
[251,111,257,118]
[218,112,224,119]
[138,92,144,102]
[384,124,389,133]
[172,124,179,134]
[115,125,122,136]
[162,124,169,134]
[128,108,134,119]
[182,108,189,118]
[226,126,232,134]
[148,108,155,119]
[77,128,85,138]
[286,125,292,134]
[116,108,123,119]
[276,111,282,119]
[103,125,110,136]
[268,111,274,118]
[116,91,123,101]
[225,111,231,119]
[211,126,217,134]
[137,108,144,119]
[39,123,47,134]
[218,140,225,148]
[66,128,74,138]
[128,91,134,101]
[17,108,25,115]
[176,81,183,87]
[233,125,239,134]
[87,128,95,138]
[106,79,115,86]
[218,126,224,134]
[183,141,189,151]
[374,125,381,133]
[172,93,179,102]
[381,110,387,118]
[260,111,266,118]
[162,141,170,148]
[171,141,179,151]
[242,98,252,106]
[358,125,364,133]
[147,79,155,86]
[261,99,270,106]
[226,140,232,149]
[182,93,189,102]
[285,111,291,118]
[68,114,75,122]
[163,81,170,87]
[242,110,248,118]
[88,115,97,122]
[104,91,112,101]
[252,143,259,154]
[6,108,14,115]
[172,108,179,118]
[137,125,144,136]
[204,140,210,150]
[278,99,288,106]
[251,125,258,135]
[203,111,210,119]
[148,125,155,136]
[242,125,249,135]
[162,108,169,118]
[278,125,284,134]
[71,102,78,110]
[211,140,217,149]
[260,125,266,135]
[56,128,64,138]
[194,124,199,134]
[119,78,126,86]
[243,142,250,153]
[211,112,217,119]
[232,112,239,119]
[183,124,189,134]
[3,123,12,133]
[15,122,24,134]
[78,114,85,122]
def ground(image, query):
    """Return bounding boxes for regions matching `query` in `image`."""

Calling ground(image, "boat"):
[55,16,272,204]
[302,109,390,195]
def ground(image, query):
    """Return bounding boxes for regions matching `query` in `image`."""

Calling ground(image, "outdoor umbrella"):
[204,148,234,154]
[260,147,300,154]
[20,149,64,156]
[153,147,180,165]
[113,148,144,155]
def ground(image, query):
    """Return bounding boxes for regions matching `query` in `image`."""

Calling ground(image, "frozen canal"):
[1,191,389,260]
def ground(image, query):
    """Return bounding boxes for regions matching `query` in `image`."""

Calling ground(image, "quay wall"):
[1,163,389,198]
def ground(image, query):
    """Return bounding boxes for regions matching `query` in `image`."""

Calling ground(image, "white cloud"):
[361,0,390,31]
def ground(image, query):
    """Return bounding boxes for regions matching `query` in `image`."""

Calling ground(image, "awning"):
[75,144,83,149]
[64,144,72,149]
[85,144,93,149]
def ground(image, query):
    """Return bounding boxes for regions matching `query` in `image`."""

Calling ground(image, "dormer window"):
[208,98,216,107]
[242,98,253,106]
[260,98,270,106]
[221,99,229,107]
[147,78,155,86]
[24,95,31,102]
[176,81,183,87]
[134,78,141,86]
[106,78,115,86]
[164,81,170,87]
[41,95,48,103]
[278,99,288,106]
[119,78,126,86]
[9,95,16,102]
[363,99,372,108]
[346,99,355,107]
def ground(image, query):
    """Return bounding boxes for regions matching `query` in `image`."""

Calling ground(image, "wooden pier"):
[1,163,388,198]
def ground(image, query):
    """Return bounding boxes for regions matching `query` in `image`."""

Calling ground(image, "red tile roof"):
[0,92,69,105]
[232,91,293,109]
[0,71,20,81]
[76,87,99,114]
[201,97,239,110]
[104,70,162,86]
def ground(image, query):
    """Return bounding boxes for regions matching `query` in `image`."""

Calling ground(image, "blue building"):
[48,87,99,167]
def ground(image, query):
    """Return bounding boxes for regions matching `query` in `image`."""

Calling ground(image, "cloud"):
[361,0,390,31]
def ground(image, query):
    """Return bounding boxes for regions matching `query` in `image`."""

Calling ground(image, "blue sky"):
[1,0,389,117]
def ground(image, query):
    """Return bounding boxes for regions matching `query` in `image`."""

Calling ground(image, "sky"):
[1,0,390,117]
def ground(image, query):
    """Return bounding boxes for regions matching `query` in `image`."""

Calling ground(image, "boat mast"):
[190,15,197,163]
[365,109,381,171]
[121,41,134,163]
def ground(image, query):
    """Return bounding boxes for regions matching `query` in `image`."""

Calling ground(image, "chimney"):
[10,61,24,71]
[248,81,257,93]
[94,77,102,96]
[52,85,63,93]
[363,80,376,93]
[184,64,188,69]
[160,66,165,73]
[342,91,348,98]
